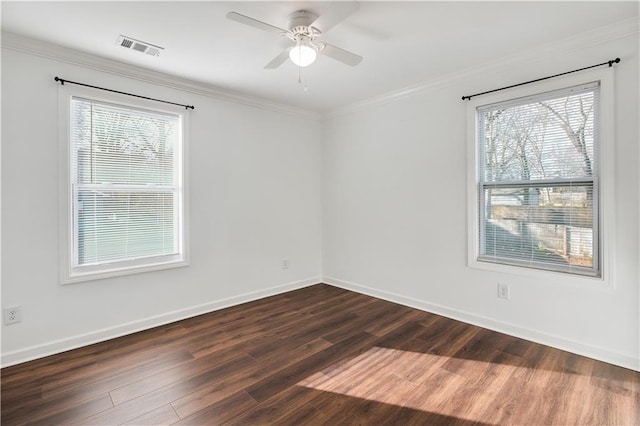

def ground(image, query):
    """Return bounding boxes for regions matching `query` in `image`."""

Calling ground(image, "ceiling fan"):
[226,2,363,69]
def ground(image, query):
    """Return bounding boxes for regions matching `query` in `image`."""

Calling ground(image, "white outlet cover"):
[497,283,510,299]
[4,306,21,324]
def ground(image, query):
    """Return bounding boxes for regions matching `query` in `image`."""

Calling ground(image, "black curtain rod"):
[461,57,620,101]
[54,77,195,110]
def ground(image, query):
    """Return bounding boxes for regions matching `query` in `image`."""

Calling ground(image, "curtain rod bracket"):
[461,57,620,101]
[54,76,195,110]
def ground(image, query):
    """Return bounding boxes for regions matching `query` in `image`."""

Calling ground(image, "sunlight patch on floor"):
[297,346,522,422]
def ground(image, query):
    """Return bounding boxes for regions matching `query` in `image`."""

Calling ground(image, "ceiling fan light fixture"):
[289,39,317,67]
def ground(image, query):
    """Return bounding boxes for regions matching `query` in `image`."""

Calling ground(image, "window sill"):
[467,257,610,288]
[61,257,189,285]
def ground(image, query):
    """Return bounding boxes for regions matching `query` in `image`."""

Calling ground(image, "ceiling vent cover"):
[116,35,163,56]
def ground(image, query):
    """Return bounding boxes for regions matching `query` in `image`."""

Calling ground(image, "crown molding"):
[326,17,639,120]
[1,31,323,121]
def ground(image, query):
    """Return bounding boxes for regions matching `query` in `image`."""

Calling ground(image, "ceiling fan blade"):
[321,43,363,66]
[226,11,287,35]
[264,48,292,69]
[311,1,359,34]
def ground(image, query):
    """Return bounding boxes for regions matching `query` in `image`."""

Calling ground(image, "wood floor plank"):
[321,298,424,343]
[171,337,332,419]
[172,390,258,425]
[224,384,321,425]
[108,350,233,407]
[270,308,359,341]
[400,366,469,416]
[187,319,297,359]
[122,404,180,425]
[445,349,521,422]
[245,331,378,403]
[15,392,114,426]
[2,283,638,425]
[267,400,326,425]
[110,352,257,408]
[41,350,195,402]
[80,355,258,425]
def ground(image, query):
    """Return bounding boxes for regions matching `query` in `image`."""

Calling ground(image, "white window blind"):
[476,82,600,276]
[67,96,185,279]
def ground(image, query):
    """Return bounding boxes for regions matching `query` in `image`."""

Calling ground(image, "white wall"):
[1,44,323,365]
[323,26,639,370]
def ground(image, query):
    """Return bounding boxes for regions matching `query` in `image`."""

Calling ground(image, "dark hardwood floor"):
[2,284,639,425]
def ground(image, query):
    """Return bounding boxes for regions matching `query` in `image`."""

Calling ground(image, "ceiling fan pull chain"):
[297,64,309,92]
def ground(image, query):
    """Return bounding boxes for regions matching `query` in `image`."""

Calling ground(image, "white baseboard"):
[323,276,640,372]
[1,277,321,367]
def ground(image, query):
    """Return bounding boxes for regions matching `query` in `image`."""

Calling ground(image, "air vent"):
[116,35,164,57]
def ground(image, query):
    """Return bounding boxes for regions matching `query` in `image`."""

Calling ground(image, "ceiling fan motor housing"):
[288,10,321,37]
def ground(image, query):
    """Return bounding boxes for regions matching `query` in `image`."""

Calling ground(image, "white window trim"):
[466,67,615,286]
[58,84,190,284]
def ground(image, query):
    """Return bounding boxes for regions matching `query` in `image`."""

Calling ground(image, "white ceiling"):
[2,1,637,113]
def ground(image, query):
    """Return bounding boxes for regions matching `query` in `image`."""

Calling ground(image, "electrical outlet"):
[4,306,22,325]
[282,258,289,269]
[497,283,510,300]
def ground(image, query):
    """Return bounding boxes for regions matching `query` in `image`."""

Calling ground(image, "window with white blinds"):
[61,93,188,283]
[475,82,600,276]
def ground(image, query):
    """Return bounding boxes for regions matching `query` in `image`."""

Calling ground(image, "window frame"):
[466,67,614,284]
[59,85,189,284]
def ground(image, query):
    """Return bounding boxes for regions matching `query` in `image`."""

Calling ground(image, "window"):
[60,89,188,283]
[471,81,602,277]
